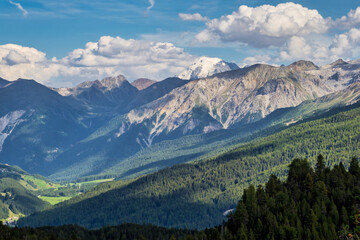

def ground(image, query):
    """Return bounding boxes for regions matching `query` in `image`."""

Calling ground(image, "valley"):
[2,1,360,239]
[1,58,360,236]
[17,98,360,229]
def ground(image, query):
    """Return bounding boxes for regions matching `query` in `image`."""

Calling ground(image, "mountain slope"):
[2,60,360,181]
[55,75,139,110]
[46,60,360,181]
[102,61,352,149]
[92,81,360,181]
[128,77,188,110]
[0,79,106,175]
[0,78,9,88]
[0,164,50,221]
[178,57,239,80]
[0,76,188,178]
[19,101,360,229]
[131,78,157,90]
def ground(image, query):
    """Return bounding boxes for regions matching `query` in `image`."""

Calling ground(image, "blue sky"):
[0,0,360,86]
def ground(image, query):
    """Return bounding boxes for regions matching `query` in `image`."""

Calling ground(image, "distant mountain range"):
[1,58,360,181]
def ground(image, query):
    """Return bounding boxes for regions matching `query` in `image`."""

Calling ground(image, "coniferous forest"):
[2,155,360,240]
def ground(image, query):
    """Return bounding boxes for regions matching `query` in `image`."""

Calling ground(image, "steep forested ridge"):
[18,104,360,229]
[218,156,360,240]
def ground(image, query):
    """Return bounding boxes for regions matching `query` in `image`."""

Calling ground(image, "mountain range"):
[18,100,360,229]
[0,57,360,182]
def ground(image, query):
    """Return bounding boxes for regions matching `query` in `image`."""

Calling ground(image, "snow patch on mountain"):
[0,110,26,151]
[177,57,239,80]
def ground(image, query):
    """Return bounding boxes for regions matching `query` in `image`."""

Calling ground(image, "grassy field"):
[21,175,60,191]
[39,196,73,205]
[38,179,115,205]
[77,178,114,185]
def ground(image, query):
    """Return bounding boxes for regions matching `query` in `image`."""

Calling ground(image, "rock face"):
[177,57,239,80]
[0,110,26,151]
[131,78,157,91]
[55,75,139,109]
[119,61,360,147]
[0,79,93,175]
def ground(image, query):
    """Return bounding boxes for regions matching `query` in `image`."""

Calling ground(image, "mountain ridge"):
[1,59,360,181]
[131,78,157,90]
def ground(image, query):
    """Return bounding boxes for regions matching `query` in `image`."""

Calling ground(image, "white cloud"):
[0,36,196,87]
[195,3,329,47]
[178,13,208,22]
[242,55,272,66]
[9,0,28,17]
[333,7,360,29]
[146,0,155,12]
[279,36,312,61]
[330,28,360,57]
[248,28,360,66]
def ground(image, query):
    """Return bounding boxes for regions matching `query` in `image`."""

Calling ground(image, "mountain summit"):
[55,75,138,108]
[177,57,239,80]
[131,78,157,90]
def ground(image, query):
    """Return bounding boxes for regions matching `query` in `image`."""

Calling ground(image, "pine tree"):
[349,157,360,177]
[340,206,349,227]
[315,154,326,181]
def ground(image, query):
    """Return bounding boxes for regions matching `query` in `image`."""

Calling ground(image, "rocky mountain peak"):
[177,56,239,80]
[77,80,102,89]
[330,59,348,67]
[131,78,157,91]
[100,75,127,90]
[288,60,319,71]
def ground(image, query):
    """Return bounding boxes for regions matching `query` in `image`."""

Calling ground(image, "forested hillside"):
[218,156,360,240]
[5,156,360,240]
[0,164,103,222]
[18,103,360,229]
[0,222,198,240]
[0,164,50,221]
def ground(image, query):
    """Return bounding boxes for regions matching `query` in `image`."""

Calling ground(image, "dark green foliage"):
[0,178,50,217]
[222,158,360,240]
[7,157,360,240]
[0,222,198,240]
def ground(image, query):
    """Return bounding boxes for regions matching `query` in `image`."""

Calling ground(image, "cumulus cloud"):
[269,35,332,64]
[252,28,360,66]
[9,0,28,17]
[179,13,208,22]
[330,28,360,57]
[195,3,329,48]
[0,37,195,87]
[279,36,312,61]
[333,7,360,29]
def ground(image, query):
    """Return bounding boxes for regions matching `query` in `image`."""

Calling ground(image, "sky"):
[0,0,360,87]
